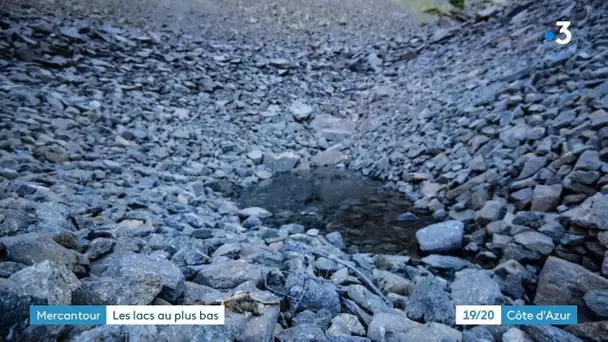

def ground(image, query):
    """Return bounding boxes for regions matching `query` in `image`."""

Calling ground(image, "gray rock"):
[398,323,462,342]
[325,232,345,249]
[502,328,532,342]
[450,269,503,305]
[311,150,347,167]
[563,193,608,230]
[293,309,333,330]
[0,261,27,278]
[522,325,583,342]
[157,314,247,341]
[326,313,365,336]
[9,260,80,305]
[193,260,269,290]
[327,337,371,342]
[406,276,455,326]
[72,275,162,305]
[92,252,185,302]
[85,238,115,260]
[239,306,280,342]
[238,207,273,219]
[181,282,225,304]
[372,269,414,296]
[463,326,495,342]
[1,234,90,276]
[420,255,472,272]
[518,156,547,179]
[476,200,506,227]
[583,290,608,318]
[263,152,300,173]
[564,321,608,342]
[247,150,263,164]
[366,312,422,342]
[277,324,327,342]
[513,231,555,255]
[415,221,464,254]
[290,100,314,121]
[531,184,563,212]
[345,284,392,314]
[534,256,608,322]
[287,273,341,315]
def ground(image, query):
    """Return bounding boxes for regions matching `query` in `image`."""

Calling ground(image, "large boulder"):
[9,260,80,305]
[534,256,608,322]
[193,260,270,291]
[405,277,455,326]
[91,252,185,302]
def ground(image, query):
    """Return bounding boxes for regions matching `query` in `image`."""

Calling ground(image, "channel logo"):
[544,21,572,45]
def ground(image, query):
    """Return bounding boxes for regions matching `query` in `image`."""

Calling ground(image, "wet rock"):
[415,221,464,254]
[450,269,503,305]
[72,275,163,305]
[405,276,455,326]
[9,260,80,305]
[534,256,608,322]
[91,252,185,302]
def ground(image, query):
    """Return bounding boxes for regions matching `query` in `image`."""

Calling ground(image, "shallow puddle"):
[235,167,435,257]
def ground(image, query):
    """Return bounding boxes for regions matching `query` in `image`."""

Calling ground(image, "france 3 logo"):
[544,21,572,45]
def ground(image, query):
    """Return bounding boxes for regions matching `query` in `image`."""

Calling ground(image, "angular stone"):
[327,313,365,336]
[530,184,562,212]
[563,193,608,230]
[367,312,422,342]
[92,252,185,302]
[564,321,608,342]
[311,150,347,167]
[286,274,341,315]
[277,324,326,342]
[345,285,392,314]
[502,327,533,342]
[238,207,272,219]
[420,255,472,272]
[372,269,414,296]
[0,234,90,276]
[9,260,80,305]
[263,152,300,173]
[415,221,464,254]
[534,256,608,322]
[399,323,462,342]
[450,269,503,305]
[518,156,547,179]
[72,275,162,305]
[239,306,280,342]
[290,100,314,121]
[406,277,455,326]
[574,150,602,171]
[583,290,608,318]
[193,260,269,290]
[476,200,507,227]
[513,231,555,255]
[523,325,582,342]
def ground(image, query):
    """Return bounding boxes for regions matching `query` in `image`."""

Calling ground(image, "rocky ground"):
[1,0,607,341]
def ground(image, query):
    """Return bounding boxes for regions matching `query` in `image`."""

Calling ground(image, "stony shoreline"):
[1,0,608,341]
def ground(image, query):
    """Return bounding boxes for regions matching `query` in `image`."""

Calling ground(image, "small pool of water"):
[235,167,435,257]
